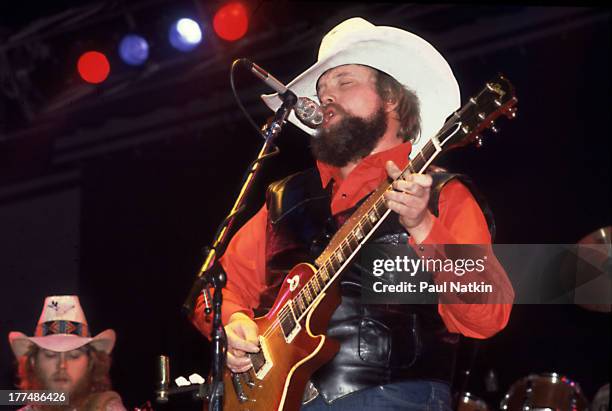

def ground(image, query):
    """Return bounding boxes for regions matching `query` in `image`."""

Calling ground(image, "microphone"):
[240,59,324,129]
[242,59,292,97]
[156,355,170,403]
[295,97,324,128]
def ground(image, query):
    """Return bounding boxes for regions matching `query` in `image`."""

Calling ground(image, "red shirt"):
[193,142,513,339]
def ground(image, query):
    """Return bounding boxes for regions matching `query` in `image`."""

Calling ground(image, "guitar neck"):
[318,138,440,262]
[289,136,444,322]
[288,74,518,321]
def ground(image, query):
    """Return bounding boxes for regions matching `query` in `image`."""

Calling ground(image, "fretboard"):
[289,136,444,321]
[286,75,518,321]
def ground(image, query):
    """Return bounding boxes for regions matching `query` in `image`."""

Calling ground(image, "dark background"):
[1,2,610,410]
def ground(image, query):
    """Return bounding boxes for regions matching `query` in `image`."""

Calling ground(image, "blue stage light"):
[169,18,202,52]
[118,34,149,66]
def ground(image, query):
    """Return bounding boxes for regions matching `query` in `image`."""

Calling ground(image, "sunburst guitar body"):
[218,263,340,411]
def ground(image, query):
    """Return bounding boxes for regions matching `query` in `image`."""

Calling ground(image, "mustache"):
[310,105,388,168]
[322,103,348,117]
[52,372,71,381]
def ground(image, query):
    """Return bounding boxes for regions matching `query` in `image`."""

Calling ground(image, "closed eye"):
[67,350,85,360]
[43,350,58,359]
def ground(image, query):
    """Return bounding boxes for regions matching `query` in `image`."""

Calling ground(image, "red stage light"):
[77,51,110,84]
[213,2,249,41]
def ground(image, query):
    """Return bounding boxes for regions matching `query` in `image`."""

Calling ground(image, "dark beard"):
[311,105,388,168]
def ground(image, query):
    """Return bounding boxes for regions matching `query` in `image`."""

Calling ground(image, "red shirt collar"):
[317,141,413,187]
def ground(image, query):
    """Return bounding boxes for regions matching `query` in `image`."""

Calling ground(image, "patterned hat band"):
[35,320,90,337]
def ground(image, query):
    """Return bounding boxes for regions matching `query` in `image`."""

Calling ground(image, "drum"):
[457,392,490,411]
[500,372,588,411]
[591,383,609,411]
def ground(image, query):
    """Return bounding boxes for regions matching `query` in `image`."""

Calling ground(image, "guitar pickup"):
[250,336,273,380]
[279,302,301,343]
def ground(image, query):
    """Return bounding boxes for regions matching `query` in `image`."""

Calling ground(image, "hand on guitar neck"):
[225,312,260,373]
[383,160,435,244]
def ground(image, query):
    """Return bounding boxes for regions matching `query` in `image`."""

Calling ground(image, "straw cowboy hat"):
[8,295,116,357]
[261,17,461,158]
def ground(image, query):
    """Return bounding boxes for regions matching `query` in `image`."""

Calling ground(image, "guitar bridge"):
[249,336,273,380]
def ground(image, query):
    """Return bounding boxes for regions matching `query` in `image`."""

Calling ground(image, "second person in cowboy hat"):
[8,295,126,411]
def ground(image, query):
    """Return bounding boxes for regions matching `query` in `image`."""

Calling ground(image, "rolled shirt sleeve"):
[192,206,269,338]
[408,180,514,338]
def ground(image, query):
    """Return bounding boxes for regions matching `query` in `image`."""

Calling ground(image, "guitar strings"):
[259,163,421,339]
[258,109,479,338]
[259,145,431,340]
[260,196,392,339]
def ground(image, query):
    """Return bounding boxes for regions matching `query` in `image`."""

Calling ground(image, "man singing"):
[193,17,514,410]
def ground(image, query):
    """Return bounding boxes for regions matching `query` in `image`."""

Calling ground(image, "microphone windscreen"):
[295,97,324,128]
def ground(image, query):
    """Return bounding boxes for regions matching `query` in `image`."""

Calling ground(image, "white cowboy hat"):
[8,295,116,357]
[261,17,460,159]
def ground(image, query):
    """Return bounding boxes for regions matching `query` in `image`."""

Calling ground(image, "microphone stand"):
[182,91,298,411]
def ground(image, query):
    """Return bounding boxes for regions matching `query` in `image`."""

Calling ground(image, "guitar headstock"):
[440,74,518,150]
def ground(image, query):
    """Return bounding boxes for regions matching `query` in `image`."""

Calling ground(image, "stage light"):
[77,51,110,84]
[213,2,249,41]
[169,18,202,52]
[118,34,149,66]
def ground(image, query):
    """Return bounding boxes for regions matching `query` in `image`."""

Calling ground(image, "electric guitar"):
[212,74,518,411]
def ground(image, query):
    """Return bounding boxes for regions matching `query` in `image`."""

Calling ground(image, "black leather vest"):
[259,167,494,403]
